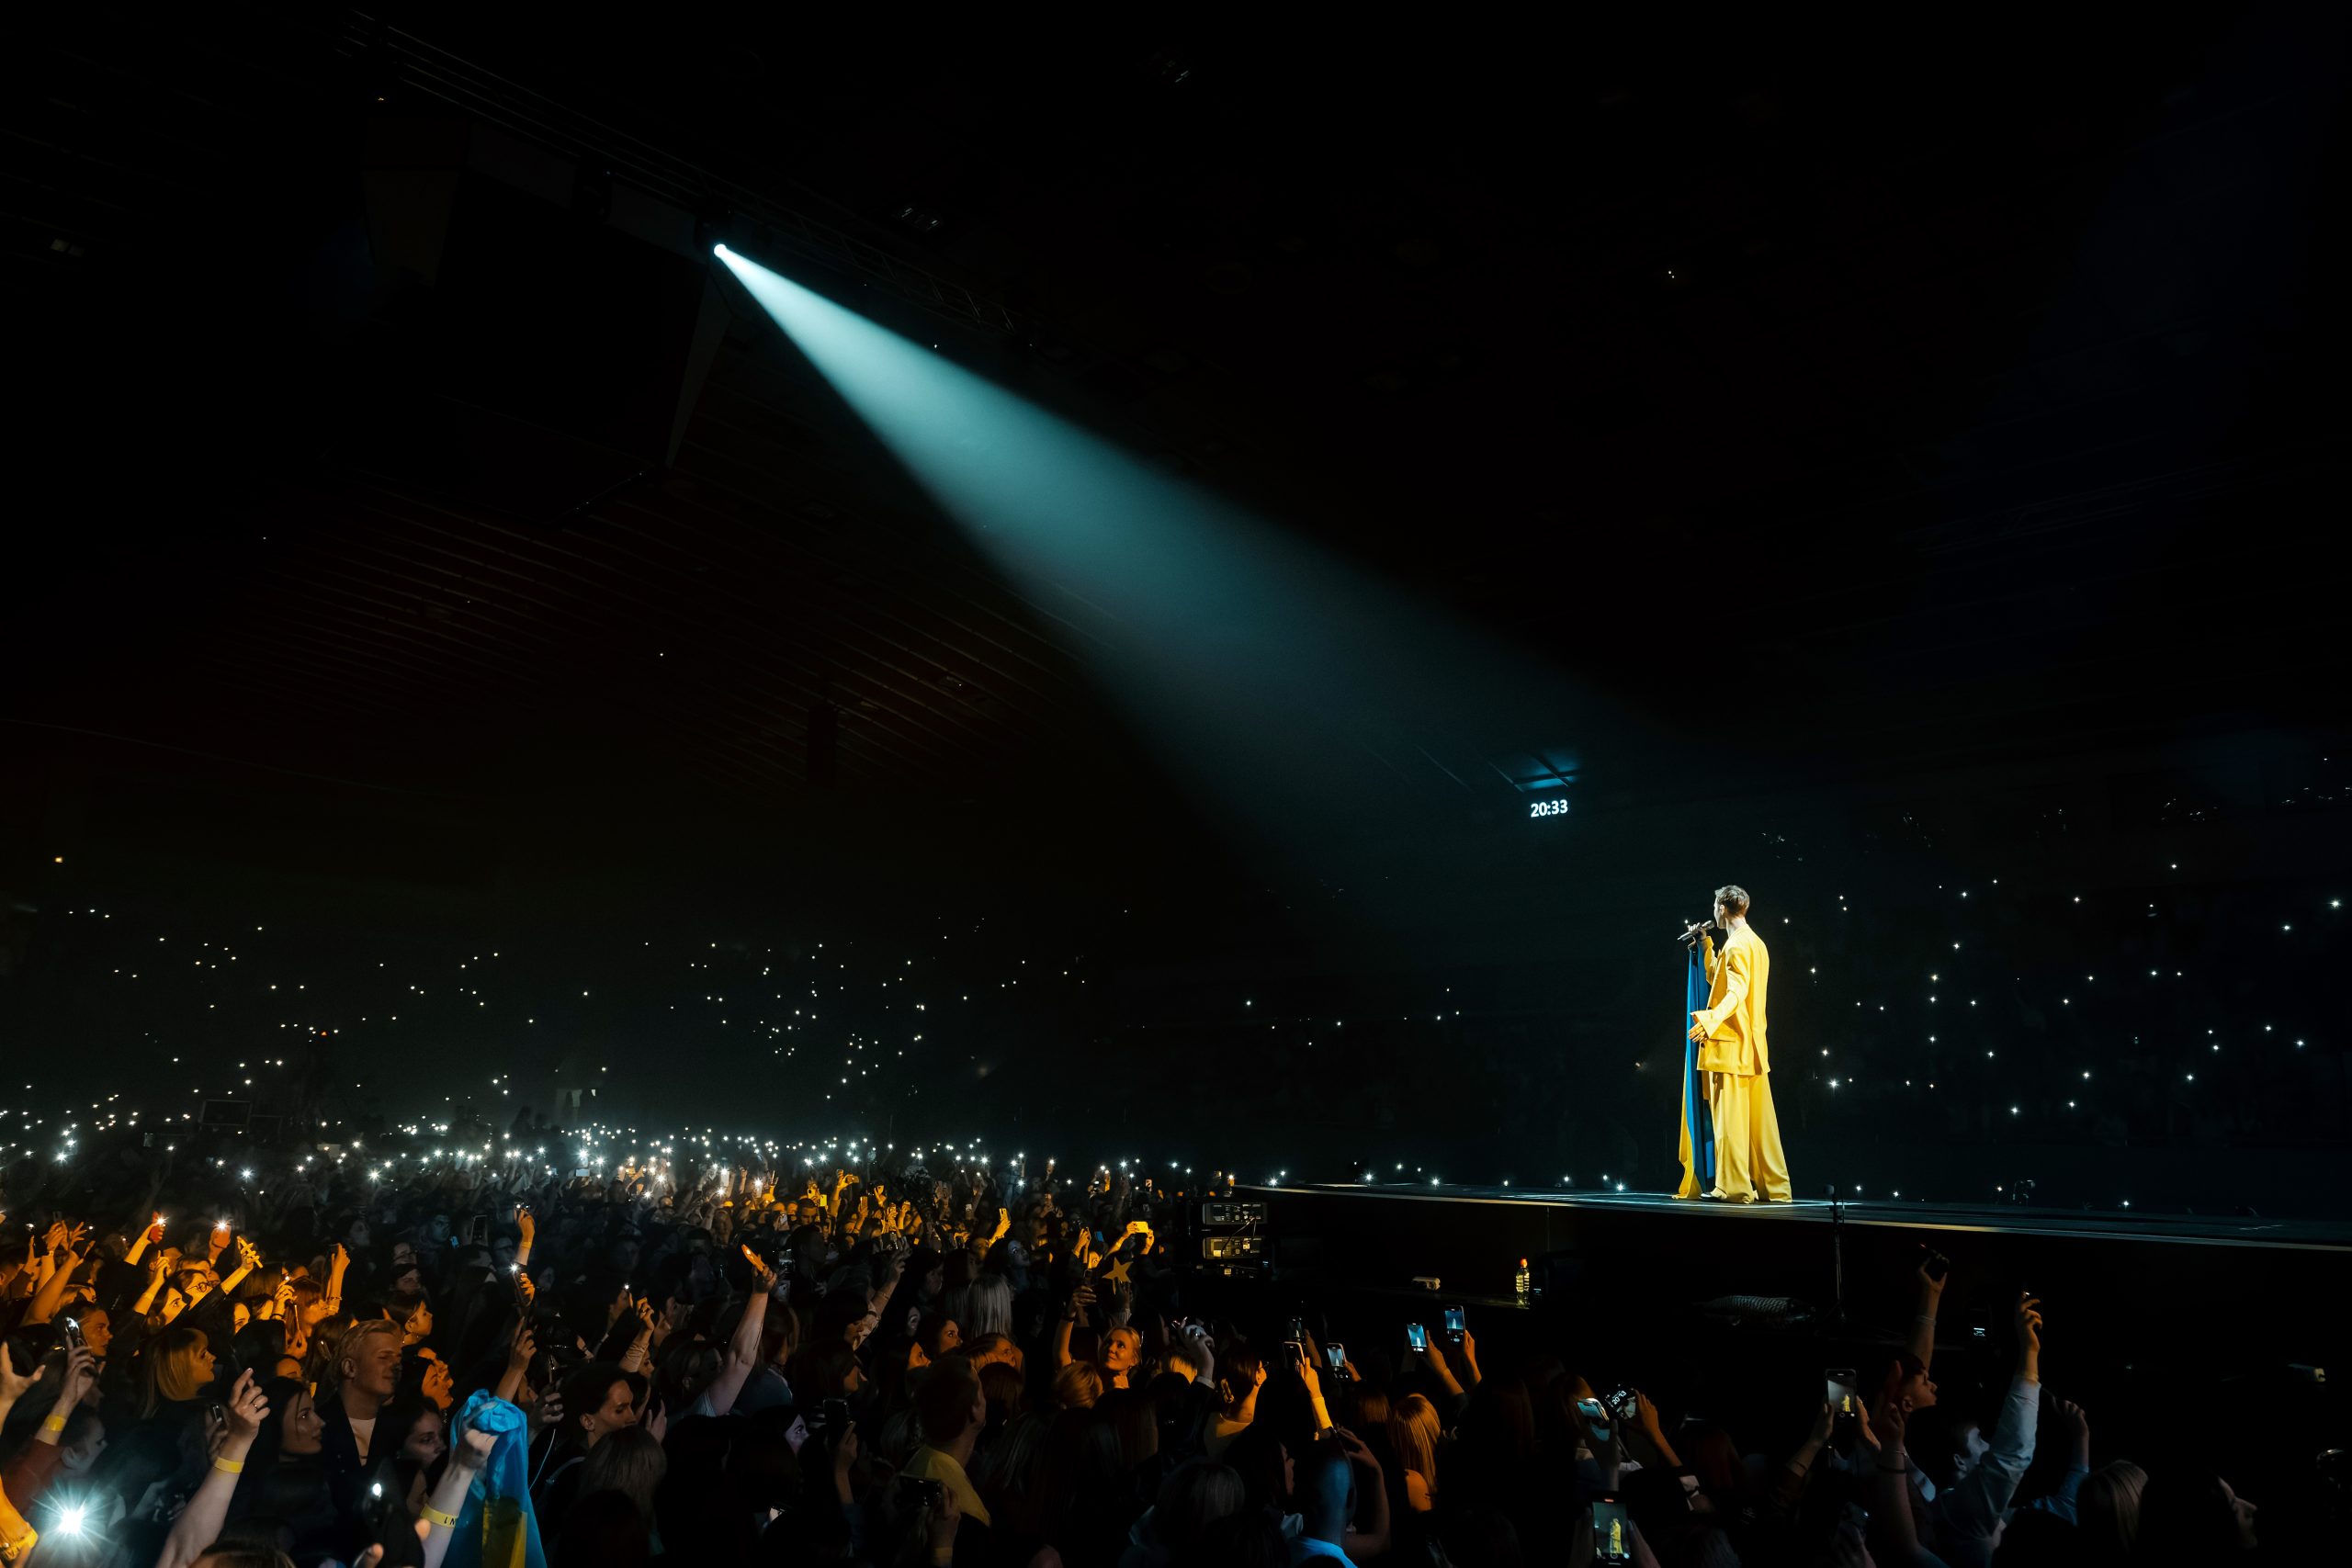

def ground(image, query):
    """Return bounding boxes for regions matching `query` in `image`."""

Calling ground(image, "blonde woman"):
[137,1326,216,1418]
[1389,1393,1443,1512]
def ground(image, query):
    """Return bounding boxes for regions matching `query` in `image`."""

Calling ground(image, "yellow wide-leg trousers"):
[1706,1070,1792,1201]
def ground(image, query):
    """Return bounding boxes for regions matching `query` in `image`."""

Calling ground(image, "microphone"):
[1677,919,1713,946]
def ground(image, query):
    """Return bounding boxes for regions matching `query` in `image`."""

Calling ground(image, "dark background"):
[3,9,2346,1213]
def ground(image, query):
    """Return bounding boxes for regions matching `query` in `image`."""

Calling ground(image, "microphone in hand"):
[1679,918,1713,947]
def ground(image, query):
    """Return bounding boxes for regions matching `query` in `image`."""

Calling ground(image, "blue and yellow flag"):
[443,1393,548,1568]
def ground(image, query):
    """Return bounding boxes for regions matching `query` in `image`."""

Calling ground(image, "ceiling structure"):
[6,10,2346,867]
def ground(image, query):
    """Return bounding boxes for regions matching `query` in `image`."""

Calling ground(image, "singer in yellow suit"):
[1684,884,1792,1201]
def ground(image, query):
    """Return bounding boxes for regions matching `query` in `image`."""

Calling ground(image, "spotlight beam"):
[715,246,1602,841]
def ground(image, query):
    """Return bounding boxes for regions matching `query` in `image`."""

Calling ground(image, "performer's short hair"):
[1713,885,1750,916]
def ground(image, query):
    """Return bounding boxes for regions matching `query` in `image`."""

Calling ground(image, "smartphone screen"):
[1406,1323,1429,1351]
[1969,1308,1990,1340]
[1826,1369,1860,1416]
[1324,1343,1346,1371]
[1592,1497,1634,1564]
[1442,1304,1465,1341]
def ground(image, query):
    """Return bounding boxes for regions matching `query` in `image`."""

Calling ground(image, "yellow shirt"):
[1695,925,1770,1077]
[903,1444,991,1528]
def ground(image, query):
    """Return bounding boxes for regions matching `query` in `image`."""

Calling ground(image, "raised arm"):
[1632,1389,1683,1469]
[1906,1249,1947,1376]
[1054,1282,1094,1369]
[21,1232,87,1325]
[30,1346,99,1447]
[131,1252,170,1316]
[123,1214,165,1267]
[156,1369,268,1568]
[699,1247,775,1418]
[0,1345,38,1433]
[214,1235,263,1299]
[844,1247,903,1351]
[419,1419,497,1568]
[1860,1397,1942,1568]
[323,1241,349,1315]
[1332,1427,1392,1563]
[493,1320,537,1406]
[1938,1292,2042,1560]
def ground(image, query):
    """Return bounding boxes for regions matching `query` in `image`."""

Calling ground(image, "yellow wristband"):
[420,1504,458,1529]
[212,1456,244,1474]
[41,1414,67,1433]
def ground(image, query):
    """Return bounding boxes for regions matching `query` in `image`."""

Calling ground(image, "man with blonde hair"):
[318,1316,403,1512]
[1683,884,1792,1201]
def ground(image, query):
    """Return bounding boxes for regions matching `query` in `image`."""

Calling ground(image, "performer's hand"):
[1688,1013,1709,1043]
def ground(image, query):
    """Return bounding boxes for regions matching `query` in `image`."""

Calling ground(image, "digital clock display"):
[1528,798,1570,819]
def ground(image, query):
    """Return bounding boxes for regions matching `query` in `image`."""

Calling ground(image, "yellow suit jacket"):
[1694,925,1770,1077]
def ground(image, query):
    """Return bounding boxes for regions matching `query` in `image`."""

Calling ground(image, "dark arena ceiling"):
[6,11,2345,879]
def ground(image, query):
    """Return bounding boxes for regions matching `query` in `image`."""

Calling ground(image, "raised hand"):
[62,1344,100,1404]
[1861,1395,1897,1459]
[924,1478,963,1554]
[2050,1396,2090,1463]
[834,1418,861,1476]
[507,1321,538,1372]
[225,1368,269,1441]
[455,1421,498,1469]
[1807,1399,1836,1450]
[2014,1292,2044,1377]
[0,1343,38,1404]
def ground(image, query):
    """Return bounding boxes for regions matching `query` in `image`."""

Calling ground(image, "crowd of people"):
[0,1126,2312,1567]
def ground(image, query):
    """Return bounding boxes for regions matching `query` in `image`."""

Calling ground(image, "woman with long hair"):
[964,1272,1014,1341]
[136,1326,215,1419]
[2075,1459,2148,1563]
[1388,1393,1443,1512]
[575,1424,666,1537]
[224,1378,342,1558]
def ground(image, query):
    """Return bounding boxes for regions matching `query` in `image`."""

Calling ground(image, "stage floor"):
[1249,1182,2352,1252]
[1238,1181,2352,1365]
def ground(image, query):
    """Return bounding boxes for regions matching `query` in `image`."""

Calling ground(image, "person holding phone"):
[1884,1291,2046,1566]
[1405,1323,1480,1418]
